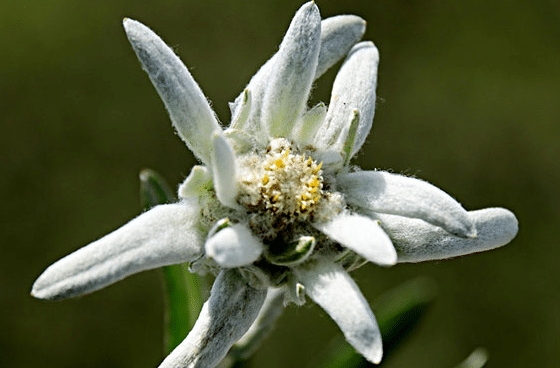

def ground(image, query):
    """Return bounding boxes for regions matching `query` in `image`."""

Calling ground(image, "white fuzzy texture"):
[373,208,518,263]
[232,287,285,359]
[123,18,221,165]
[205,224,264,268]
[32,202,203,300]
[317,41,379,156]
[229,11,366,144]
[313,213,397,266]
[340,170,477,238]
[295,261,383,364]
[314,15,367,79]
[211,132,240,209]
[262,2,321,138]
[159,269,266,368]
[291,102,327,146]
[178,165,211,199]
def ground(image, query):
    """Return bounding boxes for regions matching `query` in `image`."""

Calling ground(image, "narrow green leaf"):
[309,276,437,368]
[139,168,204,354]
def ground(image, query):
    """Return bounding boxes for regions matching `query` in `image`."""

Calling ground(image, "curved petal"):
[294,261,383,364]
[159,269,266,368]
[262,1,321,138]
[231,287,285,360]
[317,41,379,156]
[205,223,264,268]
[211,132,240,209]
[178,165,212,199]
[123,19,222,165]
[372,208,518,263]
[32,202,204,300]
[315,15,366,79]
[340,171,477,238]
[229,12,366,143]
[313,213,397,266]
[291,102,327,146]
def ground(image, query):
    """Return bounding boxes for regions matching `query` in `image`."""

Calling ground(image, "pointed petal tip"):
[122,17,140,34]
[295,261,383,365]
[367,346,383,364]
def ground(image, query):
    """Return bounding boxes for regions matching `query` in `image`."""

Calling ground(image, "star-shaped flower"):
[32,2,518,367]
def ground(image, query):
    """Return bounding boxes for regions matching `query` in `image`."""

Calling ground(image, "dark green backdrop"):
[2,0,558,367]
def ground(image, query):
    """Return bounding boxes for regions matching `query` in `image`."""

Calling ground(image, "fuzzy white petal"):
[232,287,285,360]
[211,132,240,209]
[317,41,379,156]
[229,12,364,143]
[292,102,327,146]
[340,171,477,238]
[159,269,266,368]
[294,261,383,364]
[178,165,212,199]
[373,208,518,263]
[313,213,397,266]
[262,2,321,138]
[205,223,264,268]
[123,18,221,165]
[32,202,203,300]
[315,15,366,79]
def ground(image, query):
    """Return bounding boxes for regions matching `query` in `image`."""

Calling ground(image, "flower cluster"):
[32,2,518,367]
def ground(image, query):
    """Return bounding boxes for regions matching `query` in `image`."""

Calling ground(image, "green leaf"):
[310,276,437,368]
[139,168,204,354]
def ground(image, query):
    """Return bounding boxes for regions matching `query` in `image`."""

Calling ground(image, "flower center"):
[237,138,343,239]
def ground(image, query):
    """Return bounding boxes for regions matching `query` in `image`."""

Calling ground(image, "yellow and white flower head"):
[32,2,518,367]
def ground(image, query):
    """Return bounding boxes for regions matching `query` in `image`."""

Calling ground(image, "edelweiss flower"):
[31,2,518,367]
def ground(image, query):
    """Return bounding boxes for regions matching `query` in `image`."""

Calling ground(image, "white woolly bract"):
[295,261,383,364]
[32,202,203,300]
[158,269,266,368]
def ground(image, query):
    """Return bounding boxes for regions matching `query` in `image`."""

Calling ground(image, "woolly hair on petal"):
[314,15,367,78]
[340,170,476,238]
[313,213,397,266]
[262,1,321,139]
[158,269,266,368]
[295,261,383,364]
[205,223,264,268]
[123,18,222,165]
[317,41,379,155]
[229,9,366,143]
[211,132,240,209]
[374,208,518,263]
[32,202,204,300]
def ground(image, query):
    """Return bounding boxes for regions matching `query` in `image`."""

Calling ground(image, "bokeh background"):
[2,0,559,367]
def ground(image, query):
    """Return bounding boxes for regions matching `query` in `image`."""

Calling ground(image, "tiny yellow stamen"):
[301,193,310,201]
[274,158,285,169]
[310,177,320,188]
[272,194,280,202]
[306,157,312,166]
[262,174,269,185]
[283,147,290,158]
[313,162,323,174]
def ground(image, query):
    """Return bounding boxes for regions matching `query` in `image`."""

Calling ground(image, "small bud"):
[265,236,316,266]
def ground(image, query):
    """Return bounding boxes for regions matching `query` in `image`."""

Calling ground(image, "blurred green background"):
[2,0,558,367]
